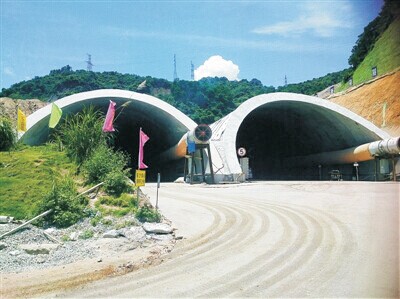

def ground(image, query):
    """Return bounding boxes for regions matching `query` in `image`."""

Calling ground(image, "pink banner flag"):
[102,100,116,132]
[138,128,150,169]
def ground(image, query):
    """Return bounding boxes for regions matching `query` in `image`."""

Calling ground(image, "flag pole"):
[138,127,142,170]
[137,127,141,203]
[15,100,19,144]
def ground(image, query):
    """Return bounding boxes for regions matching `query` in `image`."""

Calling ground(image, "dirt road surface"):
[45,181,398,298]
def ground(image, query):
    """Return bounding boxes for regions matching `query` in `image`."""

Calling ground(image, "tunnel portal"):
[235,101,383,180]
[22,89,197,181]
[211,93,391,182]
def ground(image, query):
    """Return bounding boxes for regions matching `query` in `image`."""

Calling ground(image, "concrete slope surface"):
[48,182,398,298]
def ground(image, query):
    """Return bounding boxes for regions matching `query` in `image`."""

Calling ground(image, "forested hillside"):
[0,66,349,123]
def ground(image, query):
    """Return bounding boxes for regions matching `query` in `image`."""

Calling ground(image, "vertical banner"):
[102,100,116,132]
[49,103,63,128]
[17,109,27,132]
[138,128,150,169]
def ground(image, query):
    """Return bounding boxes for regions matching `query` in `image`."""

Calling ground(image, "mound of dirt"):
[0,97,47,120]
[328,70,400,136]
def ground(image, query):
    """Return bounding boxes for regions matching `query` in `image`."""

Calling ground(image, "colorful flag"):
[138,128,150,169]
[17,108,27,132]
[102,100,116,132]
[49,103,62,128]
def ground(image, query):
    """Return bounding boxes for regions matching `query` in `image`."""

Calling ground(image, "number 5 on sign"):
[135,170,146,187]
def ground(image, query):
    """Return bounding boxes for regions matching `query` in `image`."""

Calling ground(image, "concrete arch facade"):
[22,89,197,180]
[22,90,394,182]
[210,92,391,181]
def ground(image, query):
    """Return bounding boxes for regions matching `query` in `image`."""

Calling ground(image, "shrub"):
[55,106,108,165]
[136,204,161,223]
[79,229,94,239]
[104,169,130,196]
[38,176,88,228]
[0,117,16,151]
[82,143,129,184]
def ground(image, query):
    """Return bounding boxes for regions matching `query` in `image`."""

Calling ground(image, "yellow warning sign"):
[135,170,146,187]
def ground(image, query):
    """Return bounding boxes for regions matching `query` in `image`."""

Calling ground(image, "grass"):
[334,17,400,93]
[352,17,400,86]
[0,144,77,219]
[95,193,138,217]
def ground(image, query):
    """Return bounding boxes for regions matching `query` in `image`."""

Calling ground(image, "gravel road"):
[46,181,398,298]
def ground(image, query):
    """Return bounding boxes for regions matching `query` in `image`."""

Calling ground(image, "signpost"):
[353,162,359,181]
[135,170,146,202]
[156,173,161,210]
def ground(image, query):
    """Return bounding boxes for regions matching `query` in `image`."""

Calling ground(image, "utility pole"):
[86,54,94,71]
[173,54,178,81]
[191,61,194,81]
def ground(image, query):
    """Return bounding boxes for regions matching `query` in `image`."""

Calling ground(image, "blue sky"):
[1,0,384,90]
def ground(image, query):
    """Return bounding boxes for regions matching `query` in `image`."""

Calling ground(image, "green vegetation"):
[351,17,400,86]
[82,143,129,185]
[0,145,77,219]
[37,176,89,228]
[95,193,138,217]
[136,203,161,223]
[0,117,16,151]
[79,229,94,239]
[55,106,108,165]
[348,0,400,70]
[104,169,131,196]
[277,69,351,95]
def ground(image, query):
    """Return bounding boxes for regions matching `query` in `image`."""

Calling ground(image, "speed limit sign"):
[237,147,246,157]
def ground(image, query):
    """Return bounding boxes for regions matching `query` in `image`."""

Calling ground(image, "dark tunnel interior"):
[62,98,190,182]
[107,100,189,182]
[235,101,380,180]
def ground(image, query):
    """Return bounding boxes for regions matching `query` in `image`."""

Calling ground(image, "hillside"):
[0,97,47,121]
[330,69,400,136]
[0,68,348,124]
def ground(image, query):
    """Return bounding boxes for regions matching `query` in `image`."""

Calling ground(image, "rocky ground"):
[0,214,177,274]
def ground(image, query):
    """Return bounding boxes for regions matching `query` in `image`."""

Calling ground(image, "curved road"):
[58,182,399,298]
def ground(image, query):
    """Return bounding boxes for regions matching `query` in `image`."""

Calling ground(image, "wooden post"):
[0,210,52,240]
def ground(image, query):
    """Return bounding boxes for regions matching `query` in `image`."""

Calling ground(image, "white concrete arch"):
[210,92,390,181]
[22,89,197,145]
[21,89,198,180]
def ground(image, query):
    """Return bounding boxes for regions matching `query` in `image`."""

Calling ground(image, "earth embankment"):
[329,70,400,136]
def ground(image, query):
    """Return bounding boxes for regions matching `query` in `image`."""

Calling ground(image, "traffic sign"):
[135,170,146,186]
[237,147,246,157]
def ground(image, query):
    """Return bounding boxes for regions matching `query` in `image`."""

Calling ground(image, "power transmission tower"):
[173,54,179,81]
[86,54,94,71]
[284,75,287,86]
[191,61,194,81]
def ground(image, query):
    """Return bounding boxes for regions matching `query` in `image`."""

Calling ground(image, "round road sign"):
[237,147,246,157]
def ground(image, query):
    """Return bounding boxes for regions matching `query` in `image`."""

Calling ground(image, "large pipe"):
[283,137,400,168]
[159,124,212,161]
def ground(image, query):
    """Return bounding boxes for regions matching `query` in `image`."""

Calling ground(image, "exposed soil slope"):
[329,69,400,136]
[0,97,47,120]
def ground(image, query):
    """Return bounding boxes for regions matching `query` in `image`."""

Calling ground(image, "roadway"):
[56,181,399,298]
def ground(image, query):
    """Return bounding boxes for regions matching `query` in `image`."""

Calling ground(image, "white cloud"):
[3,67,15,77]
[194,56,239,81]
[252,1,353,37]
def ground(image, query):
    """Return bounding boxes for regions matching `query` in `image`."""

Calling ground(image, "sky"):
[0,0,384,90]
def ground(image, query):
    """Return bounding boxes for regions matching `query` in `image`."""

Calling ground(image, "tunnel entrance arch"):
[211,93,390,181]
[22,89,197,181]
